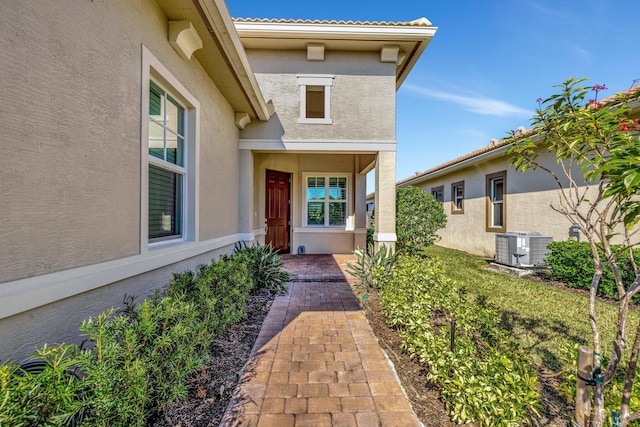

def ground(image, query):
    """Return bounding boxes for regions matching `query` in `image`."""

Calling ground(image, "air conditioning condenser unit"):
[495,231,552,267]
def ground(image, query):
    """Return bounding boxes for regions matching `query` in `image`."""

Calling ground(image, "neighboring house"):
[0,0,436,360]
[396,86,640,258]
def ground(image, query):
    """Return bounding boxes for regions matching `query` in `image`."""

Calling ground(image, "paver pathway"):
[220,256,421,427]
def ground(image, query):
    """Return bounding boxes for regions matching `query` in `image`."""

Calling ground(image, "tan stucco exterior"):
[0,0,259,361]
[240,50,397,141]
[0,1,435,361]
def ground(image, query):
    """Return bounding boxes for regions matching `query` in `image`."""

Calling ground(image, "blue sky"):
[228,0,640,183]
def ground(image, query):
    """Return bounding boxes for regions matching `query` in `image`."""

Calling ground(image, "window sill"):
[149,237,187,251]
[486,227,507,233]
[298,118,332,125]
[295,227,356,233]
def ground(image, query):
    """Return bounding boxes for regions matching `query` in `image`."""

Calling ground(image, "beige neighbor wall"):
[253,153,368,254]
[0,0,242,361]
[414,150,593,258]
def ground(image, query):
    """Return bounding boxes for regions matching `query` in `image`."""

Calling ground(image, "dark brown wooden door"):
[266,170,290,254]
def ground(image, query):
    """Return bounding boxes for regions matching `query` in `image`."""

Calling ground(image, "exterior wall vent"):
[495,232,552,267]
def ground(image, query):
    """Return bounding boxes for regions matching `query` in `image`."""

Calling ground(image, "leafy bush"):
[0,245,289,426]
[234,242,291,293]
[79,253,255,426]
[380,255,540,426]
[0,345,86,427]
[545,240,640,302]
[396,186,447,254]
[346,242,396,294]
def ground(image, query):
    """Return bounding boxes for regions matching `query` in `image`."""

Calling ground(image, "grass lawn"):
[422,245,640,371]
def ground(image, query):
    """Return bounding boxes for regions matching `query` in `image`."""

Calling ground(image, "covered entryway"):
[265,169,290,253]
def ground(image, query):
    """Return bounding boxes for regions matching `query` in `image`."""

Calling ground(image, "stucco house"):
[396,85,640,258]
[0,0,436,361]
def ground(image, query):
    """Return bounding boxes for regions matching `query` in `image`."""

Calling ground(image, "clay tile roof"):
[397,83,640,186]
[233,17,433,26]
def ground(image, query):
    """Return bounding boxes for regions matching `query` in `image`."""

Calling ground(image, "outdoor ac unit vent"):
[495,232,552,267]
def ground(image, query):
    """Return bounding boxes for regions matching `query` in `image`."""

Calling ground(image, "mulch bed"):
[151,289,277,427]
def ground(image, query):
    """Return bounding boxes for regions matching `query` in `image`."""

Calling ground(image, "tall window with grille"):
[486,171,507,232]
[451,181,464,214]
[305,175,348,227]
[148,80,185,241]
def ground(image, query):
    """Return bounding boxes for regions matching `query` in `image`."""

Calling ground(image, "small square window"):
[306,86,325,118]
[298,75,333,124]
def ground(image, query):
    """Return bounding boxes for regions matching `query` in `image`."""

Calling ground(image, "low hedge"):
[379,255,540,426]
[545,240,640,302]
[0,244,287,427]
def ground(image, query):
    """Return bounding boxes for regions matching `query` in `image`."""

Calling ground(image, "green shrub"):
[396,186,447,254]
[380,255,540,426]
[346,242,396,294]
[234,242,291,293]
[2,246,290,426]
[545,240,640,302]
[79,310,151,426]
[0,345,86,427]
[78,252,256,426]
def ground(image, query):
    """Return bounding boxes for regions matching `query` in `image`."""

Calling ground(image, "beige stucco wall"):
[0,244,234,363]
[0,0,245,361]
[412,150,592,257]
[0,0,240,283]
[240,50,396,141]
[252,152,368,254]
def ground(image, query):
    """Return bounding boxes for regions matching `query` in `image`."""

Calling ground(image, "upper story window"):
[305,174,348,227]
[297,75,334,124]
[431,186,444,203]
[451,181,465,214]
[486,171,507,232]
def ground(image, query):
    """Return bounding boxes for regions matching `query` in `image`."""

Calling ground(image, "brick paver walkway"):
[220,256,420,427]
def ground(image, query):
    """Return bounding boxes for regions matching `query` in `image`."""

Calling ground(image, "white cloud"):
[460,128,490,141]
[571,45,593,64]
[402,83,533,117]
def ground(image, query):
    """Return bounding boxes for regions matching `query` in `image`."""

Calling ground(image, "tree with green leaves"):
[395,185,447,254]
[509,77,640,426]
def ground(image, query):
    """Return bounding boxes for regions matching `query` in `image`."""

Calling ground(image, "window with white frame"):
[148,80,186,241]
[486,171,506,232]
[305,174,348,226]
[451,181,464,214]
[297,75,334,124]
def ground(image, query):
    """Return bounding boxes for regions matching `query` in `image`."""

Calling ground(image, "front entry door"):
[265,170,290,254]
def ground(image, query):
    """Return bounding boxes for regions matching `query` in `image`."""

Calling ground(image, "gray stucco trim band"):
[0,233,245,320]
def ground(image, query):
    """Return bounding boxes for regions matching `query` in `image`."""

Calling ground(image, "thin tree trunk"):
[620,319,640,426]
[589,265,605,426]
[593,382,606,427]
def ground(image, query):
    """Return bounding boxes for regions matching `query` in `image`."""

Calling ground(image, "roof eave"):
[233,20,437,90]
[195,0,271,121]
